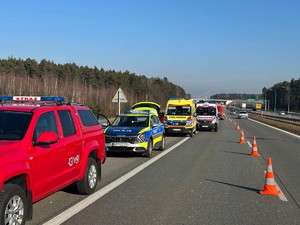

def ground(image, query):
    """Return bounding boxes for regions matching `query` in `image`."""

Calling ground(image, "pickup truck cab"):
[0,96,106,225]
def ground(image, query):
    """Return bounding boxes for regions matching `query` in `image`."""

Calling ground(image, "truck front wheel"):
[76,157,98,195]
[0,184,28,225]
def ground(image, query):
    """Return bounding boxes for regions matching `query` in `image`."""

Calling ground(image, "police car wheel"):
[158,135,165,151]
[145,139,153,157]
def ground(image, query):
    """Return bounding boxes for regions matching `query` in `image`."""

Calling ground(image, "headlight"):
[136,133,146,143]
[186,120,192,126]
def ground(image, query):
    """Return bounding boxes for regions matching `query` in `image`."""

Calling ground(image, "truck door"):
[57,110,83,179]
[32,111,67,199]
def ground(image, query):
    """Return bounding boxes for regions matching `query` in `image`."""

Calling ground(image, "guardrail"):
[249,111,300,125]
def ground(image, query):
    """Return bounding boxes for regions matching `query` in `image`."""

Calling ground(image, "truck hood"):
[105,126,147,135]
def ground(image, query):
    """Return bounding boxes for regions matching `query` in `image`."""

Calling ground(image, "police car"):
[104,110,165,157]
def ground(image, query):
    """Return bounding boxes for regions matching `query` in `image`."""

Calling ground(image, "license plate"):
[202,125,209,128]
[112,142,128,147]
[173,128,181,131]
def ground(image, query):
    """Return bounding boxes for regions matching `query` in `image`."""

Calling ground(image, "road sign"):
[112,88,128,103]
[112,88,128,115]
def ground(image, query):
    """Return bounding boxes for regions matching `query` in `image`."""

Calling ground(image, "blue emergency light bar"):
[0,96,65,102]
[169,98,184,100]
[124,109,153,114]
[0,96,13,101]
[40,96,65,102]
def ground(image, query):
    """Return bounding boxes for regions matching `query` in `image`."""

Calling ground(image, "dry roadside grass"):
[249,114,300,136]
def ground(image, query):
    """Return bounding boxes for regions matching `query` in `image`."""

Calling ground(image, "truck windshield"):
[166,106,191,116]
[196,107,216,116]
[0,111,32,140]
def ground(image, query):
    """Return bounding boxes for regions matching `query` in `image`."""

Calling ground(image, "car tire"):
[76,157,98,195]
[214,125,218,132]
[158,135,165,151]
[0,184,28,225]
[145,139,153,157]
[189,129,194,137]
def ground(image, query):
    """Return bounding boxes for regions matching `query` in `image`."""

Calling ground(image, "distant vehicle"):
[278,111,286,116]
[217,103,225,120]
[196,102,219,131]
[238,111,248,119]
[104,110,165,157]
[230,110,236,115]
[163,98,197,137]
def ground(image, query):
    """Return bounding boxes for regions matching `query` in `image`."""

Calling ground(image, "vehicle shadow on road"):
[223,151,250,156]
[206,179,260,192]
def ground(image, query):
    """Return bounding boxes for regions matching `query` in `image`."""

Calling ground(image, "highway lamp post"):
[265,100,270,111]
[274,90,277,112]
[288,86,290,114]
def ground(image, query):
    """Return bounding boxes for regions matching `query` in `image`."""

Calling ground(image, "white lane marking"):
[43,137,190,225]
[276,183,288,202]
[249,118,300,139]
[263,171,288,202]
[247,141,252,148]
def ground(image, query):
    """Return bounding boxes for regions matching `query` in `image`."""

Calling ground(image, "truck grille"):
[165,121,186,126]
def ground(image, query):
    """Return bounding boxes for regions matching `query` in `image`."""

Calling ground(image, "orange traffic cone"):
[251,136,260,156]
[260,158,281,196]
[239,130,245,144]
[236,124,240,131]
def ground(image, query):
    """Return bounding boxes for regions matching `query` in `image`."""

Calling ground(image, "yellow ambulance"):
[163,98,197,137]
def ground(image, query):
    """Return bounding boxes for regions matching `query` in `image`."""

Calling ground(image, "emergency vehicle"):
[0,96,107,224]
[196,101,219,131]
[163,98,197,137]
[104,109,165,157]
[217,103,225,120]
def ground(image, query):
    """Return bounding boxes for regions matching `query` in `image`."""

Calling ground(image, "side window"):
[78,110,99,126]
[151,115,159,127]
[152,115,159,124]
[58,110,76,137]
[33,112,58,141]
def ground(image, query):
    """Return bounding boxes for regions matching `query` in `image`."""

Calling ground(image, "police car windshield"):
[166,106,191,116]
[112,115,149,127]
[0,111,32,140]
[196,107,216,116]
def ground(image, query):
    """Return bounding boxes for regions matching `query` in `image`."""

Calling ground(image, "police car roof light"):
[124,109,150,114]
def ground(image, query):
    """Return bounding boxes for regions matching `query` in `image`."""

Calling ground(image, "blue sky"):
[0,0,299,98]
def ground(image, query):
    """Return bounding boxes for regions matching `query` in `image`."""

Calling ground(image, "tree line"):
[0,57,190,116]
[211,78,300,112]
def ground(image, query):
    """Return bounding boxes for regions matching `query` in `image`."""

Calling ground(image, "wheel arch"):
[4,174,33,220]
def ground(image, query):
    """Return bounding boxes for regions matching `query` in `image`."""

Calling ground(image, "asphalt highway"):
[28,116,300,225]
